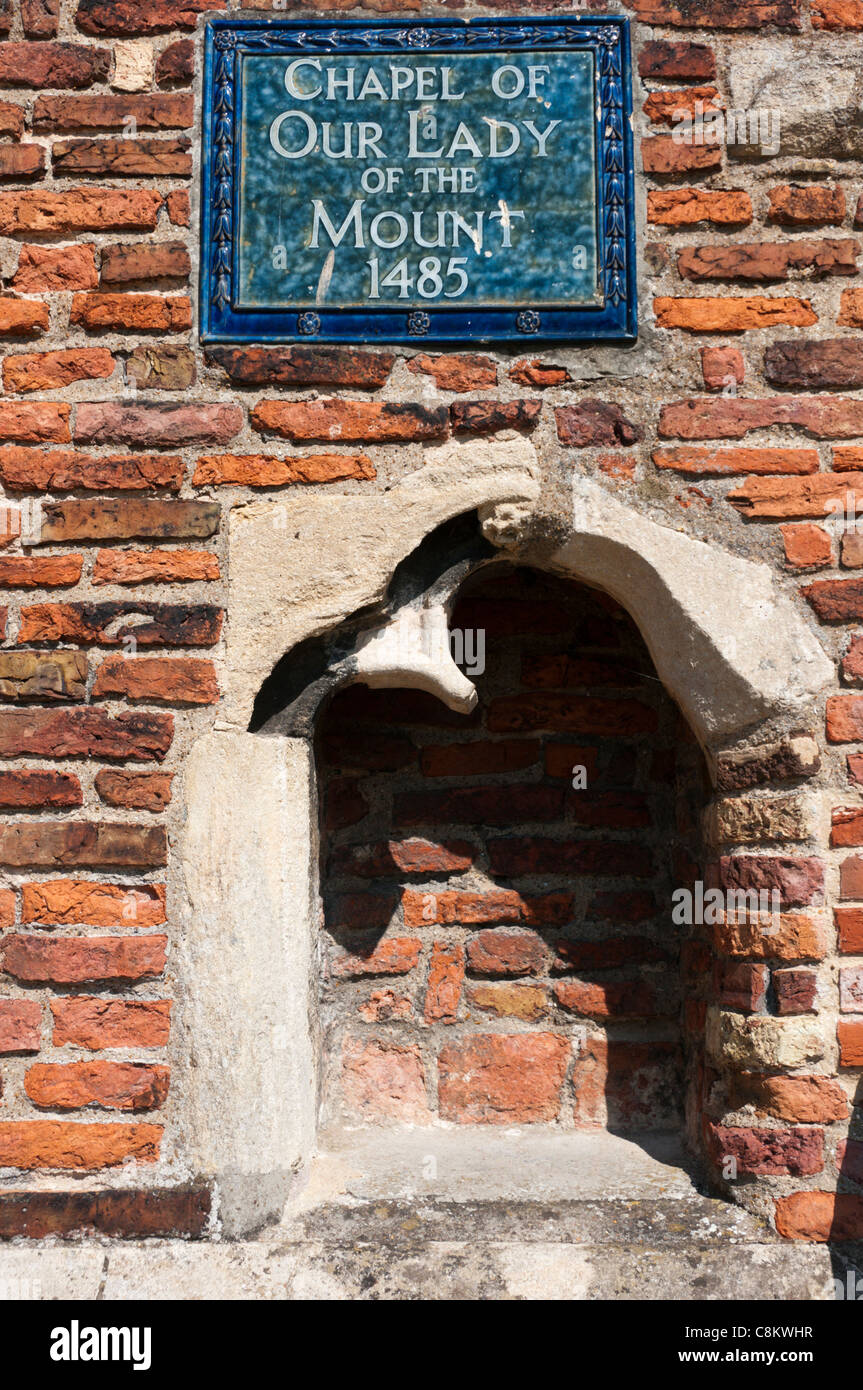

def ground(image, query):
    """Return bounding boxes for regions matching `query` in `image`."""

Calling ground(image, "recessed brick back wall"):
[0,0,859,1242]
[318,567,705,1130]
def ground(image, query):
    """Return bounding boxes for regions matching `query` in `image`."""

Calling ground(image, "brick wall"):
[0,0,860,1241]
[318,567,704,1129]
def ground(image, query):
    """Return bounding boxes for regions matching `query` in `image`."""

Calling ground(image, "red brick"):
[4,349,114,394]
[544,744,600,779]
[647,188,753,227]
[774,966,818,1014]
[51,997,170,1050]
[837,1138,863,1181]
[465,929,546,977]
[0,1187,209,1239]
[766,339,863,390]
[780,523,832,569]
[508,359,571,388]
[166,191,188,226]
[0,710,172,761]
[641,136,722,174]
[643,87,720,126]
[768,184,846,226]
[207,345,393,390]
[465,982,548,1021]
[76,0,222,35]
[837,906,863,952]
[76,401,241,447]
[729,1072,848,1123]
[553,978,659,1020]
[572,1037,681,1129]
[251,399,448,444]
[732,477,863,522]
[488,837,652,878]
[22,880,165,927]
[39,499,217,544]
[556,400,641,447]
[0,144,44,179]
[156,39,194,86]
[419,739,539,777]
[849,753,863,783]
[0,298,49,336]
[92,656,217,707]
[0,402,68,443]
[92,549,218,586]
[679,240,859,282]
[25,1062,169,1112]
[839,1018,863,1065]
[450,399,541,434]
[812,0,863,27]
[631,0,801,24]
[0,1120,160,1169]
[840,965,863,1012]
[0,448,182,492]
[341,1038,429,1123]
[324,779,368,833]
[331,938,421,979]
[832,806,863,845]
[2,933,166,984]
[424,941,464,1023]
[52,138,191,177]
[407,353,497,393]
[438,1034,569,1124]
[0,188,162,234]
[13,243,97,292]
[329,838,472,878]
[357,990,412,1023]
[638,40,717,81]
[33,93,191,132]
[0,822,166,868]
[715,855,823,908]
[192,452,373,487]
[99,240,190,286]
[394,784,564,827]
[0,42,110,88]
[0,100,24,138]
[0,770,81,809]
[488,693,657,736]
[21,0,59,38]
[17,602,221,647]
[70,293,191,333]
[403,888,571,927]
[0,999,40,1054]
[701,345,745,391]
[719,961,768,1011]
[841,855,863,898]
[707,1123,823,1176]
[655,296,816,332]
[828,695,863,739]
[776,1191,863,1240]
[94,769,172,811]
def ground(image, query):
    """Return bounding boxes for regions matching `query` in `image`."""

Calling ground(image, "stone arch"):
[179,441,833,1235]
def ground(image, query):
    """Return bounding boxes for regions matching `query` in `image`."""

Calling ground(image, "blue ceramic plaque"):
[201,16,637,345]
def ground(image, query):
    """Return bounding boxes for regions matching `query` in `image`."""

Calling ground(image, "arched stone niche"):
[178,438,833,1236]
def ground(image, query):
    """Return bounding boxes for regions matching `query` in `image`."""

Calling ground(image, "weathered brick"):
[408,353,496,393]
[70,293,191,333]
[341,1038,429,1123]
[0,144,44,180]
[4,348,114,394]
[713,911,827,961]
[2,933,166,983]
[838,1018,863,1065]
[556,401,642,447]
[832,805,863,845]
[727,474,863,519]
[679,239,858,282]
[488,692,657,735]
[76,0,222,35]
[836,905,863,953]
[641,136,722,174]
[572,1037,681,1129]
[0,1120,161,1169]
[812,0,863,26]
[654,296,816,332]
[18,602,221,647]
[165,191,188,226]
[420,739,539,777]
[715,735,820,793]
[838,288,863,327]
[22,880,165,926]
[251,399,448,444]
[37,500,219,544]
[403,888,571,927]
[0,448,182,493]
[653,446,818,475]
[508,359,571,388]
[92,548,219,586]
[554,978,659,1019]
[632,0,801,24]
[126,347,195,392]
[774,966,818,1014]
[438,1034,569,1124]
[33,93,191,132]
[720,960,768,1011]
[21,0,59,37]
[0,999,41,1054]
[765,339,863,389]
[729,1072,848,1123]
[52,138,191,177]
[487,836,651,877]
[0,42,109,88]
[451,399,542,434]
[0,188,162,234]
[52,997,170,1049]
[0,822,166,868]
[331,938,421,979]
[99,240,189,285]
[329,838,472,878]
[701,345,745,391]
[424,941,464,1023]
[207,345,394,390]
[94,769,172,811]
[0,770,80,809]
[465,982,548,1021]
[25,1062,169,1112]
[0,100,24,138]
[0,298,49,337]
[156,39,194,87]
[775,1191,863,1241]
[715,854,823,908]
[780,523,832,569]
[75,401,242,447]
[192,453,374,487]
[0,1187,209,1239]
[13,243,98,293]
[0,651,86,701]
[707,1123,823,1176]
[0,709,172,762]
[647,188,753,226]
[813,589,863,626]
[394,784,564,827]
[840,965,863,1011]
[768,184,846,225]
[841,855,863,898]
[93,656,217,706]
[466,929,546,977]
[638,40,716,80]
[643,86,720,126]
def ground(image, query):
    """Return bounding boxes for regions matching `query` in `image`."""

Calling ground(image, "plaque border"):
[200,15,637,345]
